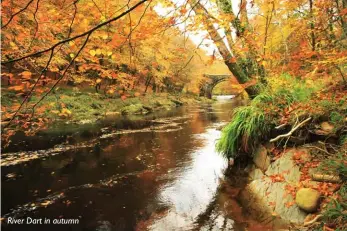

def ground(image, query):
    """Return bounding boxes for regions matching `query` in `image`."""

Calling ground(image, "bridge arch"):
[199,74,232,99]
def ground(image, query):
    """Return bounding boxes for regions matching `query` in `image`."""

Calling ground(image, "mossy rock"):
[171,99,183,106]
[120,104,151,115]
[295,188,321,213]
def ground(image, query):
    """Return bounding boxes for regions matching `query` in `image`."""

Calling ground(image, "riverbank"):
[217,75,346,230]
[237,141,346,230]
[1,88,213,125]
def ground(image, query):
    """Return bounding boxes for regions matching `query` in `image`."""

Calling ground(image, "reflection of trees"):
[193,192,221,231]
[190,113,206,134]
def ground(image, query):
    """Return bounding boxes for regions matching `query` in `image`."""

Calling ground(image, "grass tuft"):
[216,73,322,159]
[216,106,269,159]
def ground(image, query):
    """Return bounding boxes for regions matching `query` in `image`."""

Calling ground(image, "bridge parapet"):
[200,74,233,99]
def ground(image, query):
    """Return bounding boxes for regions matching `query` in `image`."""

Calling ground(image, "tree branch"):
[2,0,35,29]
[1,0,148,65]
[270,117,312,143]
[31,34,91,110]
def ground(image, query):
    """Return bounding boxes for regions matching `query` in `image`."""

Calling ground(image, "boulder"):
[295,188,321,213]
[248,167,264,180]
[240,178,307,225]
[266,149,301,182]
[241,148,308,225]
[253,145,271,172]
[121,104,151,115]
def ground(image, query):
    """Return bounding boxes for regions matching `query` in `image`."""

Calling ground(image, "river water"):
[1,96,267,231]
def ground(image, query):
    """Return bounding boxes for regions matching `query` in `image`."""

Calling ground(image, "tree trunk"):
[217,0,266,82]
[144,76,152,93]
[195,2,259,97]
[309,0,316,51]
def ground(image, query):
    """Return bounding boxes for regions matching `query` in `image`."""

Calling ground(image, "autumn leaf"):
[20,71,32,79]
[8,85,25,91]
[89,50,96,56]
[285,201,295,208]
[229,57,237,63]
[180,8,187,14]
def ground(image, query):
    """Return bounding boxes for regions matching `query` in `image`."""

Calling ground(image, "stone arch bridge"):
[199,74,233,99]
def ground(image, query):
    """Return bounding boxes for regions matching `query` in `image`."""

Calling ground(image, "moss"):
[121,104,151,115]
[2,87,211,124]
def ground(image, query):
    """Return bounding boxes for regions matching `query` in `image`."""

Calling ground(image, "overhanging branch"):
[1,0,148,65]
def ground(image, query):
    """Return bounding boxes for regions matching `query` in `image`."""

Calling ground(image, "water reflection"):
[150,129,227,230]
[2,96,257,231]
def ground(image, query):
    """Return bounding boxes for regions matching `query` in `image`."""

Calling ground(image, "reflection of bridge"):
[199,74,233,99]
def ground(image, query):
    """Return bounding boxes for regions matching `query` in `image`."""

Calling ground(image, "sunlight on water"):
[214,95,235,101]
[150,128,227,230]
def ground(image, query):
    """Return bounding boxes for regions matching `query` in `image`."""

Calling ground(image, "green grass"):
[2,87,205,124]
[216,105,270,159]
[319,154,347,182]
[216,73,322,159]
[321,184,347,229]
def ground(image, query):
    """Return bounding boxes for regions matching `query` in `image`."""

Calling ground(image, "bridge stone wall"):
[199,74,232,99]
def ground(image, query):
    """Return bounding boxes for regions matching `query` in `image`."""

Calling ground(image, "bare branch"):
[270,117,311,143]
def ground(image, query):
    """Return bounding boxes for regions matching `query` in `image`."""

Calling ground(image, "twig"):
[303,214,323,226]
[303,144,332,156]
[270,117,312,143]
[311,173,341,183]
[275,123,287,129]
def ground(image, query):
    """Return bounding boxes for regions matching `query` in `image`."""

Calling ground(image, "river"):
[1,96,268,231]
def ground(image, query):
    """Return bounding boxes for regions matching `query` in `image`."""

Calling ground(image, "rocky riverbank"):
[231,121,346,230]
